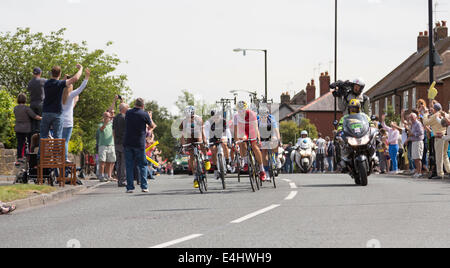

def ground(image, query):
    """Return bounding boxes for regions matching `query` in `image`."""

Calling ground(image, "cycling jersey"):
[258,114,278,142]
[233,110,258,140]
[180,115,203,140]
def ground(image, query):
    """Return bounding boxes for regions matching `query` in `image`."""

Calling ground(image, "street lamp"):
[233,48,268,103]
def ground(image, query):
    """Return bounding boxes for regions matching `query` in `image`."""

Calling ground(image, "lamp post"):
[334,0,338,124]
[233,48,268,103]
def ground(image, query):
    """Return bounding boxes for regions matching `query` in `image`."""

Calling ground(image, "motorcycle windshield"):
[343,114,370,139]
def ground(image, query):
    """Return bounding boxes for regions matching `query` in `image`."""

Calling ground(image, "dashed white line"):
[285,191,298,200]
[231,204,281,224]
[150,234,204,248]
[289,182,298,189]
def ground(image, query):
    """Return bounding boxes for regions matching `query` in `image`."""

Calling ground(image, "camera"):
[330,80,353,98]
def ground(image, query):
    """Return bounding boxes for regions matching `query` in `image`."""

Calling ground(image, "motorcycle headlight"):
[347,135,370,146]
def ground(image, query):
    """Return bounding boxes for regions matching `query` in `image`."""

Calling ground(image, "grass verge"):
[0,185,57,203]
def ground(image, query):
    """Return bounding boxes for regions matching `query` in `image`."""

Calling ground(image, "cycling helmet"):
[237,101,248,111]
[259,105,270,117]
[184,106,196,117]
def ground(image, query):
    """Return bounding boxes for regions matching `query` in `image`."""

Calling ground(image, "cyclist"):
[258,105,281,175]
[233,101,267,181]
[179,105,209,188]
[204,108,232,179]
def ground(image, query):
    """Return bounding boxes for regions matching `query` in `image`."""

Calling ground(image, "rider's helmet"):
[301,130,308,138]
[348,99,361,115]
[237,101,249,111]
[352,78,365,95]
[259,105,270,117]
[184,105,196,118]
[210,108,219,117]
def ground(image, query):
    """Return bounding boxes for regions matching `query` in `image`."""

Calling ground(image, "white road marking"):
[231,204,281,224]
[150,234,203,248]
[285,191,298,200]
[289,182,298,189]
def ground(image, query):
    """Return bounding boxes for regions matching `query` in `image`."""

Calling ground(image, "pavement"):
[1,173,450,248]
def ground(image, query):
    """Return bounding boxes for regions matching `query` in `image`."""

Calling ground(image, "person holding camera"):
[332,78,371,116]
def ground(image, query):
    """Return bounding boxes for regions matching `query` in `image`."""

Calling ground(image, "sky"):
[1,0,449,114]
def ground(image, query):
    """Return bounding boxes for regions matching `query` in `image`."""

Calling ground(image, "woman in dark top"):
[14,93,41,161]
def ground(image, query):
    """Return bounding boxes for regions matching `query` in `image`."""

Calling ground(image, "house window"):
[412,88,417,109]
[375,101,380,117]
[392,95,396,111]
[385,98,388,114]
[403,91,409,110]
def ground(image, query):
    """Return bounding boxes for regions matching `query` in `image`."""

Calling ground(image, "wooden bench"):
[38,139,76,187]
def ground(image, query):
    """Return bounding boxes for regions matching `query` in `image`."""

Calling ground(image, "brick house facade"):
[367,21,450,117]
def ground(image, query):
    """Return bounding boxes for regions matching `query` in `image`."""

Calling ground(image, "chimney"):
[306,79,316,103]
[281,92,291,104]
[436,20,448,41]
[417,31,429,51]
[319,71,331,97]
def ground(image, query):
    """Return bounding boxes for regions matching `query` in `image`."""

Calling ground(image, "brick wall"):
[304,111,343,138]
[0,146,17,176]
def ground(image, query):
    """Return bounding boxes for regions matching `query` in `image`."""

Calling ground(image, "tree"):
[144,100,177,161]
[280,118,319,145]
[299,118,318,140]
[280,121,300,145]
[0,28,130,153]
[384,105,401,126]
[175,90,213,121]
[0,89,16,149]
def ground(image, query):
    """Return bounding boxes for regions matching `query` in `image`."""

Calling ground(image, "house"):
[277,90,306,120]
[281,72,343,137]
[366,21,450,117]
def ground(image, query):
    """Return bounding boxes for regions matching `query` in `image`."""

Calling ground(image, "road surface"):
[2,173,450,248]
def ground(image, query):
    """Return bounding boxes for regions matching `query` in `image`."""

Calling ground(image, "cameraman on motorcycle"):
[332,78,371,116]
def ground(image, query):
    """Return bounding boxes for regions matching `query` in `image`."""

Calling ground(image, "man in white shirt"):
[316,133,326,173]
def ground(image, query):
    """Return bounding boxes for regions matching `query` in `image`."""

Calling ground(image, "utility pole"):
[428,0,435,86]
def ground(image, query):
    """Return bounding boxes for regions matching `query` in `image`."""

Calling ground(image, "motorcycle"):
[291,140,316,173]
[335,113,378,186]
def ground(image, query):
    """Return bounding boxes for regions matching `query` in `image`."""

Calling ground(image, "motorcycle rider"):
[337,99,375,170]
[296,130,314,148]
[333,78,371,116]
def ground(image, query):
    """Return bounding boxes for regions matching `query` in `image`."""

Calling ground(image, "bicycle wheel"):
[248,148,259,192]
[195,155,207,194]
[269,151,277,189]
[218,154,226,190]
[236,151,241,183]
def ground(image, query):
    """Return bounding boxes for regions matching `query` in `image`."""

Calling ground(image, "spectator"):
[0,203,16,215]
[316,133,326,173]
[284,143,294,174]
[325,136,334,172]
[97,111,116,182]
[61,68,90,162]
[41,64,83,139]
[27,67,46,134]
[124,98,156,193]
[379,129,388,173]
[14,93,42,161]
[381,115,400,174]
[423,102,450,180]
[409,113,425,178]
[113,102,129,187]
